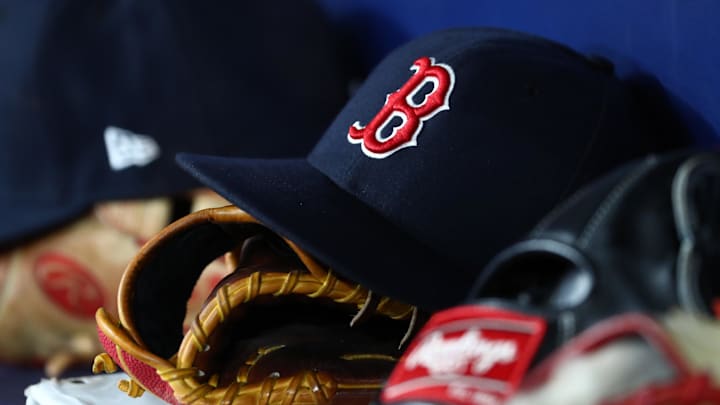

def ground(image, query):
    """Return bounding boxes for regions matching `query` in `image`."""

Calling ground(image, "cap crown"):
[310,28,647,273]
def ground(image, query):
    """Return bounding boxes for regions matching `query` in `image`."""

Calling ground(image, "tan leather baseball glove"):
[93,205,419,404]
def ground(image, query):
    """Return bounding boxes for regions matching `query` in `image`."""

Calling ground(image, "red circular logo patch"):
[33,252,105,319]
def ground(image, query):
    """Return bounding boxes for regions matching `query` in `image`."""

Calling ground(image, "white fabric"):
[24,372,166,405]
[507,340,673,405]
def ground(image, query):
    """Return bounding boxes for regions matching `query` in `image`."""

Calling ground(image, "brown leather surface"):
[95,205,420,404]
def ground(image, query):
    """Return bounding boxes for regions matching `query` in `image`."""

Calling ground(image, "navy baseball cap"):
[178,27,689,310]
[0,0,351,246]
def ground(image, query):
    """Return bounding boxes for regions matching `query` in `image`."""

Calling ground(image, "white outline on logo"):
[348,57,456,159]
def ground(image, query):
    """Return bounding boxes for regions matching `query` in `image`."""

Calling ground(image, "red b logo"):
[348,56,455,158]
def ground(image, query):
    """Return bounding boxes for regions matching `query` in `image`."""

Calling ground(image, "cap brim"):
[0,202,89,248]
[176,153,473,310]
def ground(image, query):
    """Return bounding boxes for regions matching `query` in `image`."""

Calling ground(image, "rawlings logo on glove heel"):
[381,305,545,405]
[405,329,518,376]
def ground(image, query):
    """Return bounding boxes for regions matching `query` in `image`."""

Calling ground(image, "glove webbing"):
[168,266,416,404]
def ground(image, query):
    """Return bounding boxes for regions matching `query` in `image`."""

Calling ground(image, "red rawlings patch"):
[33,252,105,319]
[381,305,546,405]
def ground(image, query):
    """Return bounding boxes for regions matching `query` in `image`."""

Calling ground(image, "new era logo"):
[104,126,160,171]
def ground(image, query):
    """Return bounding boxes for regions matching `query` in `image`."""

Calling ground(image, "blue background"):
[316,0,720,146]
